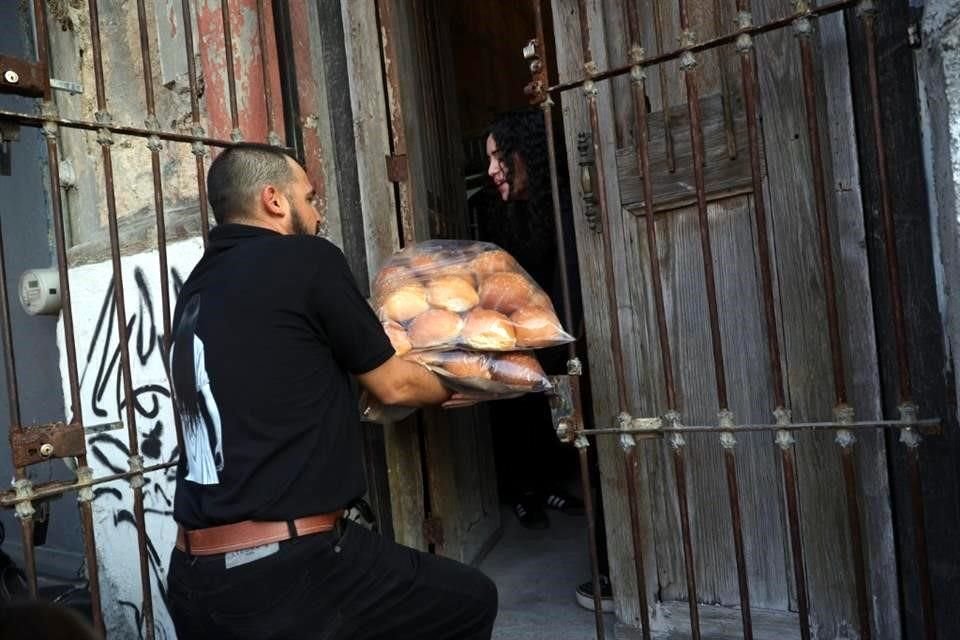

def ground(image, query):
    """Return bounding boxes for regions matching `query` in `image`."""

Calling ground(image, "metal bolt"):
[39,443,54,457]
[3,70,19,84]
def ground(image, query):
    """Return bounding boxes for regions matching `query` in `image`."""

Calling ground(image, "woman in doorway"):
[478,108,613,612]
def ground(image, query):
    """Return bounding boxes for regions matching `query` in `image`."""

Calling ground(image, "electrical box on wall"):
[18,268,61,316]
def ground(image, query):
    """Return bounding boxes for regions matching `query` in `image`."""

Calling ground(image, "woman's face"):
[486,134,529,202]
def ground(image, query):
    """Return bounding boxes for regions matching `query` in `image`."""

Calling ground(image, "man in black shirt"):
[165,144,497,639]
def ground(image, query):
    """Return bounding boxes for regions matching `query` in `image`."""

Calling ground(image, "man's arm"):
[358,356,451,407]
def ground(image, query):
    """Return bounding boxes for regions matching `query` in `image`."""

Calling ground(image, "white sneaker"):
[576,575,614,613]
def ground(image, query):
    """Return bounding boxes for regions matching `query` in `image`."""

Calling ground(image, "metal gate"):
[525,1,941,639]
[0,1,310,637]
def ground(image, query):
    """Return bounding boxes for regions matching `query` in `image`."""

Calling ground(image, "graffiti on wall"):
[58,238,204,639]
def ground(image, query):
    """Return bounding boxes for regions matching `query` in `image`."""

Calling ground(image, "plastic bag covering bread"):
[411,350,551,399]
[359,351,551,420]
[374,240,573,352]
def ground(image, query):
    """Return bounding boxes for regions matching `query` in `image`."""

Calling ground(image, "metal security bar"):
[0,2,299,637]
[526,1,939,640]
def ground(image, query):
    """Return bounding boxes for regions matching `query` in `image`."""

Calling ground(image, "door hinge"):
[386,154,408,183]
[423,516,444,548]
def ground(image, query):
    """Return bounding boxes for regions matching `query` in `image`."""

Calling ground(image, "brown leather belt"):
[176,511,343,556]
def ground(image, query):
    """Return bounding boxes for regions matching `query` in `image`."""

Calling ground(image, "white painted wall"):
[57,238,204,639]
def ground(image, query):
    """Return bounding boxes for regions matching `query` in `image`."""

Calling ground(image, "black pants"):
[489,392,577,503]
[167,520,498,640]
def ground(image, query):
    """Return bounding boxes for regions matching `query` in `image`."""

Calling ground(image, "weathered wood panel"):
[553,1,901,637]
[552,0,662,627]
[385,0,500,563]
[341,0,424,552]
[817,11,899,638]
[616,94,759,214]
[341,0,400,278]
[640,196,791,610]
[750,4,896,637]
[848,4,960,638]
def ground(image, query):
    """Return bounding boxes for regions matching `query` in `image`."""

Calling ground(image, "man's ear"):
[260,185,286,217]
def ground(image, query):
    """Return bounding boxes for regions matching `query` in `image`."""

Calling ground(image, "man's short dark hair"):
[207,143,299,224]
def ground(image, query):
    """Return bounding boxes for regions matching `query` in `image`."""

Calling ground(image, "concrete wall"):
[0,1,83,581]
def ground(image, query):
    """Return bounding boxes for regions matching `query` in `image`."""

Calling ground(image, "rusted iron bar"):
[0,226,21,432]
[797,9,876,628]
[850,12,937,628]
[899,403,936,640]
[837,431,872,639]
[549,0,858,95]
[376,0,416,246]
[860,7,911,402]
[531,3,576,358]
[677,0,728,410]
[620,3,674,630]
[577,437,606,639]
[624,0,677,411]
[180,0,210,245]
[0,461,178,508]
[15,513,38,598]
[135,0,185,457]
[271,0,303,161]
[87,2,155,636]
[671,434,701,639]
[713,0,737,160]
[531,4,604,637]
[734,1,786,409]
[906,439,936,640]
[219,0,242,140]
[0,207,39,599]
[255,0,280,144]
[795,11,847,406]
[580,417,939,436]
[0,108,242,147]
[779,432,812,640]
[623,440,652,639]
[723,442,753,639]
[30,0,105,630]
[652,0,676,173]
[574,0,630,411]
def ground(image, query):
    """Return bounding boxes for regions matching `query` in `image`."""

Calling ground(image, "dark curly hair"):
[485,108,566,264]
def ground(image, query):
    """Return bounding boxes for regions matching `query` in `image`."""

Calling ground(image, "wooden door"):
[378,0,501,566]
[548,1,900,637]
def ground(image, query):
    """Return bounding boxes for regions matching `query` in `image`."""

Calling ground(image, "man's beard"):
[289,207,320,236]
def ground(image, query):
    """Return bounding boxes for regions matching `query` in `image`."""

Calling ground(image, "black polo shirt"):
[170,224,394,529]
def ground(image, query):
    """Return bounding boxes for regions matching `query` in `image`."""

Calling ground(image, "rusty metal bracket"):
[0,54,47,98]
[423,516,444,548]
[386,154,408,183]
[523,39,549,105]
[548,375,581,444]
[10,421,86,468]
